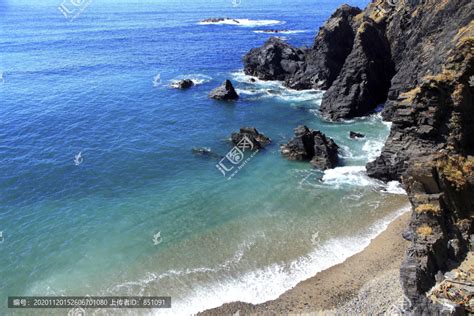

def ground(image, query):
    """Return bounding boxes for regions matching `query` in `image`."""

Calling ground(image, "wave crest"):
[199,18,284,27]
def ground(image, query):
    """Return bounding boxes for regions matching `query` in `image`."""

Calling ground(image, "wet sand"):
[199,212,411,315]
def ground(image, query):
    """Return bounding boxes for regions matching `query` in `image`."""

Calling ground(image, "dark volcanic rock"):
[280,125,339,170]
[366,0,474,182]
[243,37,306,82]
[243,5,362,91]
[400,154,474,314]
[201,17,239,24]
[319,18,395,120]
[209,80,239,100]
[171,79,194,89]
[349,131,365,139]
[286,5,362,90]
[231,127,271,149]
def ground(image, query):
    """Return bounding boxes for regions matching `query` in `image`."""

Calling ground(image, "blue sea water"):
[0,1,409,315]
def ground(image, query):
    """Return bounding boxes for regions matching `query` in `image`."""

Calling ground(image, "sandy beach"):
[200,211,411,315]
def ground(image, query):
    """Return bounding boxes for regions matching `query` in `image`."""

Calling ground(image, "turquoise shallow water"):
[0,1,409,315]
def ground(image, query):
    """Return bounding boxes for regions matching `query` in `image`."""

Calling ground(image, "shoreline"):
[199,208,411,315]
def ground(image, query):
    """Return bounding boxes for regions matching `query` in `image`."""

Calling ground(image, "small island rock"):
[209,80,239,100]
[231,127,271,149]
[171,79,194,89]
[281,125,339,170]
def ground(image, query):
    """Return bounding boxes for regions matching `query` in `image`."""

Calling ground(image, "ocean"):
[0,0,409,315]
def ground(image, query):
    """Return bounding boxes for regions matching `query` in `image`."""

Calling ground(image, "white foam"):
[232,71,324,105]
[169,74,212,87]
[152,205,411,315]
[362,139,386,162]
[253,30,307,34]
[322,166,383,188]
[199,18,284,27]
[383,181,407,195]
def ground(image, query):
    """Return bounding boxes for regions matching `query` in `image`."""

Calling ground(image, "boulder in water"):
[231,127,271,149]
[171,79,194,89]
[209,80,239,100]
[349,131,365,139]
[281,125,339,170]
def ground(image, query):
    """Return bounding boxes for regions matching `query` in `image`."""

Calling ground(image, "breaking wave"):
[198,18,284,27]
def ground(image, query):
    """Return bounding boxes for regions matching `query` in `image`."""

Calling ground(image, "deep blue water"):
[0,1,410,315]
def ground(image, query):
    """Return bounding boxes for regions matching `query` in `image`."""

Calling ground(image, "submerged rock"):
[191,147,221,159]
[209,80,239,100]
[280,125,339,170]
[231,127,271,149]
[171,79,194,89]
[349,131,365,139]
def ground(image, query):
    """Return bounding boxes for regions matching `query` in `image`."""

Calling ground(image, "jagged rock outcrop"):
[400,154,474,314]
[286,5,362,90]
[367,17,474,181]
[244,5,361,90]
[320,17,395,120]
[231,127,271,149]
[361,1,474,313]
[243,37,306,82]
[280,125,339,170]
[209,80,239,100]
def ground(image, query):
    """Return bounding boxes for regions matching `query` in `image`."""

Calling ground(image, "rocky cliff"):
[244,0,473,313]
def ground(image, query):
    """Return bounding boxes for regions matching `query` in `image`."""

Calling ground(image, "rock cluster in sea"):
[280,125,339,170]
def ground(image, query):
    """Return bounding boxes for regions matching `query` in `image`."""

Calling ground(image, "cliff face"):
[243,0,473,313]
[401,154,474,313]
[366,0,474,181]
